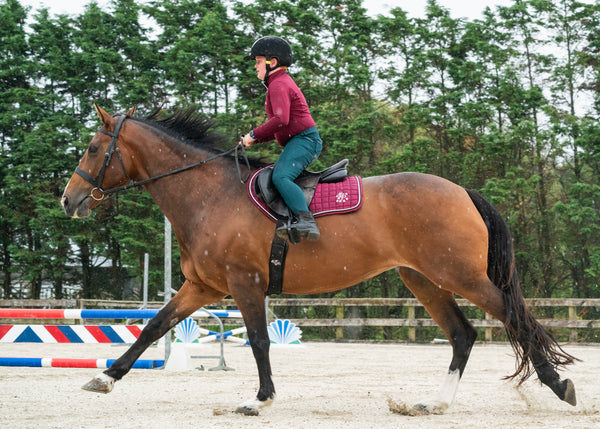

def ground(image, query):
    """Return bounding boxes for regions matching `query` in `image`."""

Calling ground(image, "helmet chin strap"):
[263,58,274,87]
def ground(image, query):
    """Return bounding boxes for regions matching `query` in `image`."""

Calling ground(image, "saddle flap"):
[255,167,289,217]
[256,167,277,206]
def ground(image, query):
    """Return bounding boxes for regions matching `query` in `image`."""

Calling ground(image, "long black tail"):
[466,189,577,384]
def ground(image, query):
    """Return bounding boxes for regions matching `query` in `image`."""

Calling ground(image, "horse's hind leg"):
[82,280,225,393]
[397,267,477,415]
[453,276,577,406]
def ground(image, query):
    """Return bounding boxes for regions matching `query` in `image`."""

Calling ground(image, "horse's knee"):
[245,319,270,347]
[248,334,271,359]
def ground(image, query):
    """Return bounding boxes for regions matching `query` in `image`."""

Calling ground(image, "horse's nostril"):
[61,195,69,208]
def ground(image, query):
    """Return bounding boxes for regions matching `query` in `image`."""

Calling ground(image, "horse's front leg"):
[82,280,225,393]
[230,283,274,416]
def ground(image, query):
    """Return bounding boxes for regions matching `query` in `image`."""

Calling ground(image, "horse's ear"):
[94,103,113,129]
[125,105,137,116]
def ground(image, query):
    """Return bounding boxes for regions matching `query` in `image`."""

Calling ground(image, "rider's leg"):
[272,127,322,241]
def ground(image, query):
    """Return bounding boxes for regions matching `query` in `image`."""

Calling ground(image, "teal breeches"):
[272,127,322,214]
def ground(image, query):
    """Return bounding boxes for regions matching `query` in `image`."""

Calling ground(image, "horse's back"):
[362,171,466,199]
[359,172,480,224]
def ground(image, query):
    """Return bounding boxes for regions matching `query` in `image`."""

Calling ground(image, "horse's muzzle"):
[61,192,92,218]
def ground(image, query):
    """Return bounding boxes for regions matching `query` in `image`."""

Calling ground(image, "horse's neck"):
[135,136,240,232]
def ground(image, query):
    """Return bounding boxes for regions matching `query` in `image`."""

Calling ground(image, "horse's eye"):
[88,145,98,154]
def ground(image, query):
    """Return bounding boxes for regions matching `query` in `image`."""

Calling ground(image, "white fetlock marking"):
[414,369,461,414]
[236,395,275,415]
[97,373,115,383]
[238,395,275,410]
[435,369,460,406]
[95,373,115,391]
[82,372,116,394]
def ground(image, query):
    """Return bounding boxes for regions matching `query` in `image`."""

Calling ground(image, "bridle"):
[74,114,251,201]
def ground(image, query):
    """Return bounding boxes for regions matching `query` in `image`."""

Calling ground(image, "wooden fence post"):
[569,305,577,342]
[408,305,416,342]
[485,312,492,342]
[336,305,344,340]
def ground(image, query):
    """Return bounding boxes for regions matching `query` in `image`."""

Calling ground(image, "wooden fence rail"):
[263,298,600,342]
[1,298,599,342]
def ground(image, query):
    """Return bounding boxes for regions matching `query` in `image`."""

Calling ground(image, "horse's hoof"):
[235,396,274,416]
[82,373,115,394]
[235,405,260,416]
[562,379,576,406]
[412,401,448,415]
[409,403,432,416]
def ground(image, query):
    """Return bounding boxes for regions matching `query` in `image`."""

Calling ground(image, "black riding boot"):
[275,211,321,242]
[294,211,320,242]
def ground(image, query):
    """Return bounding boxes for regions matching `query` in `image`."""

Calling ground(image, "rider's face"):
[254,56,267,81]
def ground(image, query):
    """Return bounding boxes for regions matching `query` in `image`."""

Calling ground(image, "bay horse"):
[61,104,577,416]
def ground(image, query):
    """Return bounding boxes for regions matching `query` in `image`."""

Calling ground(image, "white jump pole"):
[164,217,172,361]
[142,253,149,309]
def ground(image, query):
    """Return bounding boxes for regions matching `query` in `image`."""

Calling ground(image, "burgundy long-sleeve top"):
[252,69,316,147]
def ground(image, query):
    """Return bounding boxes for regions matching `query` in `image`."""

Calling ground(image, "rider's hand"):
[242,134,255,148]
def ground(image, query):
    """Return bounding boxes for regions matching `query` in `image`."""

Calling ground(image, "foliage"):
[1,0,600,314]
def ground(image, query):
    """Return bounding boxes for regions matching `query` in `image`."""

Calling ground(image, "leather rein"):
[74,114,251,201]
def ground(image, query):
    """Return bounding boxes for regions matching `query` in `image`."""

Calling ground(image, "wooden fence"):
[1,297,599,342]
[264,298,600,342]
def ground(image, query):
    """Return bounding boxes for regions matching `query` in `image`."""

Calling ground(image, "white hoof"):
[82,373,115,394]
[235,396,275,416]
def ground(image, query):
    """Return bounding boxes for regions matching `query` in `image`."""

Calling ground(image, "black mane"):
[139,108,227,153]
[130,108,266,168]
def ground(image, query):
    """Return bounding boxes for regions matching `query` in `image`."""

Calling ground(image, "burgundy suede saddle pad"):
[247,161,363,222]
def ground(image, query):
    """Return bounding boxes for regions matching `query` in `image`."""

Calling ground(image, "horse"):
[61,104,577,416]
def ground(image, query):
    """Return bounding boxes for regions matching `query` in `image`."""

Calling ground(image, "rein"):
[75,115,251,200]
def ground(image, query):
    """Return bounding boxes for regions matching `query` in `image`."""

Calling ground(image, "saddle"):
[254,159,349,218]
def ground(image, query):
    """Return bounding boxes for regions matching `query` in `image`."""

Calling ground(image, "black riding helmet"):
[245,36,293,84]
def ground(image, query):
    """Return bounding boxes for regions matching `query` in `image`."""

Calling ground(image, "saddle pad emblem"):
[336,192,349,203]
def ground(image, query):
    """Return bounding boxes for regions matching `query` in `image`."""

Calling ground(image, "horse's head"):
[61,104,137,218]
